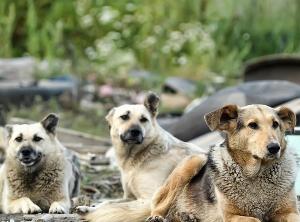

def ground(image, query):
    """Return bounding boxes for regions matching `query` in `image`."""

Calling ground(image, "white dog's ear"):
[41,113,59,134]
[4,125,13,139]
[144,92,160,117]
[105,108,115,126]
[276,106,296,133]
[204,104,239,131]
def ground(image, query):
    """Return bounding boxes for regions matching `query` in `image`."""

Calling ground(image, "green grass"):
[0,0,300,92]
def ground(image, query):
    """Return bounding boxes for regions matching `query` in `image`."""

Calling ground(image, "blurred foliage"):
[1,0,300,88]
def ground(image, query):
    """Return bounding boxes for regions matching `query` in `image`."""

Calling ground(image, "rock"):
[0,57,36,81]
[160,77,196,111]
[0,214,80,222]
[244,54,300,84]
[163,77,197,96]
[161,93,191,111]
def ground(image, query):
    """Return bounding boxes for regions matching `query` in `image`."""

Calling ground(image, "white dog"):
[0,114,80,214]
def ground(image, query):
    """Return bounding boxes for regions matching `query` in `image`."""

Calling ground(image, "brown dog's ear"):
[204,104,239,131]
[41,113,59,134]
[144,92,160,117]
[276,106,296,133]
[105,108,115,126]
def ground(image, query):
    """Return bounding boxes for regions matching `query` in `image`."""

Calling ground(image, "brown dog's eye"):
[272,121,279,129]
[140,117,148,123]
[33,136,43,142]
[15,136,23,142]
[248,122,258,130]
[120,115,129,121]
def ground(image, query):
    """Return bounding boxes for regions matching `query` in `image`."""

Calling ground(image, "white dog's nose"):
[121,126,144,144]
[130,129,142,137]
[21,148,33,157]
[19,146,35,157]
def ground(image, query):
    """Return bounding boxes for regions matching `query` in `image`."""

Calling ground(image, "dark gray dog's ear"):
[276,106,296,133]
[144,92,160,117]
[5,125,13,139]
[105,108,115,126]
[204,104,239,131]
[41,113,59,134]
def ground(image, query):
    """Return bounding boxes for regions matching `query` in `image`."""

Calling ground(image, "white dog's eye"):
[140,117,148,123]
[120,115,129,121]
[33,136,43,142]
[15,136,22,142]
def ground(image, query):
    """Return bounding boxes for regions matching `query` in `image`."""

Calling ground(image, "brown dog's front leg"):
[271,213,300,222]
[270,190,300,222]
[149,155,207,220]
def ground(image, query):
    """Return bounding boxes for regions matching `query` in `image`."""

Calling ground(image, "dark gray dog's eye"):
[248,122,259,130]
[272,121,279,129]
[15,136,22,142]
[140,117,148,123]
[120,115,129,121]
[33,136,43,142]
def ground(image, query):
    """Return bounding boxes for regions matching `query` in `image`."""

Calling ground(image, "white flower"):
[154,25,162,34]
[139,36,157,48]
[177,56,187,65]
[98,6,119,24]
[85,47,97,60]
[126,3,136,12]
[81,15,93,28]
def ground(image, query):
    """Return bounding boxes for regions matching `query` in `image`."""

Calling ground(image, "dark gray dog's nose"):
[19,146,35,157]
[267,143,280,154]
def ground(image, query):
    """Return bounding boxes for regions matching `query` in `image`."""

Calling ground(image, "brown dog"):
[148,104,299,222]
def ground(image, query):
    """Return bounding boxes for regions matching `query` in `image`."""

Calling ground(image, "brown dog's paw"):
[176,212,199,222]
[146,215,166,222]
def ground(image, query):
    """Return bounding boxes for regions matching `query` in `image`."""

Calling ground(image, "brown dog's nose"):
[267,143,280,154]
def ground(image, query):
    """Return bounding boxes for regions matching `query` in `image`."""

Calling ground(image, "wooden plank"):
[63,143,109,154]
[57,127,111,147]
[0,214,80,222]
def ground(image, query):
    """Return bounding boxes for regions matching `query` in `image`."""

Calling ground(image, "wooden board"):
[0,214,80,222]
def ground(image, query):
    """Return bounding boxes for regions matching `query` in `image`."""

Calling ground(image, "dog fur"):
[148,104,299,222]
[84,92,207,222]
[0,114,80,214]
